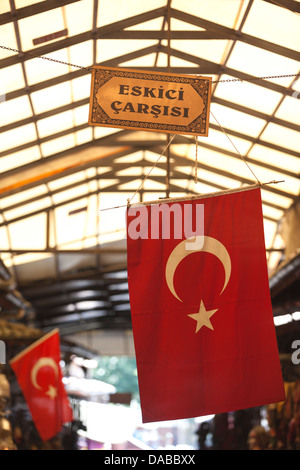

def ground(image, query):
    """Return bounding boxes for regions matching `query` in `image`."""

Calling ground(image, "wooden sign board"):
[89,66,211,137]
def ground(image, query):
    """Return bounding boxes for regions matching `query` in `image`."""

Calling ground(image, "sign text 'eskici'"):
[89,67,211,136]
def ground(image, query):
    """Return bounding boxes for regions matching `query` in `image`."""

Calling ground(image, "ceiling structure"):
[0,0,299,345]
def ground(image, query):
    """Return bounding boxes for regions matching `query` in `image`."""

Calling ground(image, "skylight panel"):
[48,171,88,192]
[0,145,41,173]
[121,52,159,67]
[96,39,157,63]
[260,123,300,153]
[8,213,47,250]
[125,17,166,31]
[71,75,91,100]
[97,0,165,27]
[0,123,37,153]
[172,0,249,29]
[248,145,300,173]
[5,197,52,222]
[64,0,93,36]
[76,128,93,146]
[262,205,284,222]
[0,23,17,59]
[242,0,300,50]
[275,95,300,124]
[214,74,283,114]
[37,110,74,138]
[18,8,65,52]
[41,134,76,157]
[0,0,10,14]
[0,184,48,209]
[73,104,89,126]
[68,41,93,68]
[260,188,293,210]
[25,49,70,85]
[210,102,267,137]
[0,95,32,127]
[52,183,89,205]
[54,198,90,246]
[0,63,25,94]
[171,39,233,64]
[226,42,300,87]
[204,127,252,154]
[31,81,73,114]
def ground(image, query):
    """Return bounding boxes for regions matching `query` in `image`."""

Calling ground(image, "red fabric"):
[127,187,285,423]
[10,329,73,440]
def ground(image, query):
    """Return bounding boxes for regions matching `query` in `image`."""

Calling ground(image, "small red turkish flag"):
[10,329,73,441]
[127,187,285,423]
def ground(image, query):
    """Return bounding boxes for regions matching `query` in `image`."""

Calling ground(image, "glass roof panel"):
[76,128,93,146]
[5,197,52,222]
[8,213,46,250]
[54,197,90,246]
[126,18,167,31]
[0,64,25,94]
[68,41,93,68]
[0,145,41,173]
[0,0,10,14]
[204,127,253,154]
[19,8,65,52]
[248,145,300,173]
[0,95,32,126]
[41,134,76,157]
[275,95,300,124]
[25,49,70,85]
[0,123,37,153]
[37,110,75,138]
[52,183,89,205]
[214,74,284,113]
[96,39,157,63]
[73,104,90,126]
[172,0,248,28]
[0,184,48,209]
[71,75,91,100]
[210,102,267,137]
[48,171,88,191]
[0,23,17,59]
[121,52,159,67]
[260,123,300,153]
[242,0,300,50]
[97,0,166,27]
[64,0,94,36]
[171,39,232,64]
[31,81,73,114]
[226,42,300,87]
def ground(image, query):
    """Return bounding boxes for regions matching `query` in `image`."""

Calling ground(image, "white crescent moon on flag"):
[165,235,231,302]
[30,357,59,391]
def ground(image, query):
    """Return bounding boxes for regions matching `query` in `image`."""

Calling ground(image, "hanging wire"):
[210,110,261,185]
[0,45,299,85]
[127,134,176,206]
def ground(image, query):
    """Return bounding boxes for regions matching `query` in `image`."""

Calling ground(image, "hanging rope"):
[127,134,176,206]
[210,110,261,185]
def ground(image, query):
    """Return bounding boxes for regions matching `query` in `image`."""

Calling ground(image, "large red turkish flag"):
[10,329,73,440]
[127,187,285,423]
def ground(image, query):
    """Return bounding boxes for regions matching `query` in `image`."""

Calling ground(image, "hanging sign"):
[89,66,211,136]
